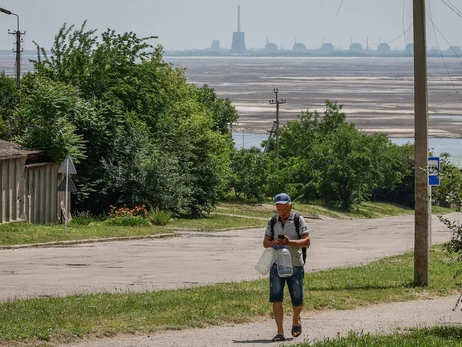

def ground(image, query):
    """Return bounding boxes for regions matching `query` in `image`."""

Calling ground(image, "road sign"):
[57,155,77,235]
[428,156,440,186]
[57,175,77,193]
[58,155,77,175]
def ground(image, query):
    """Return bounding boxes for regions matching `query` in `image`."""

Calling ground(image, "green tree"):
[28,22,236,216]
[196,85,238,134]
[15,75,86,163]
[0,72,19,139]
[432,154,462,210]
[273,101,397,209]
[371,142,415,208]
[230,148,274,202]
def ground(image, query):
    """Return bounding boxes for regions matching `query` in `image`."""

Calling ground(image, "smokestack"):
[238,5,241,32]
[231,5,246,54]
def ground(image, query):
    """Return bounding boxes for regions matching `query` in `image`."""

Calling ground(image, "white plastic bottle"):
[255,246,277,275]
[277,246,293,278]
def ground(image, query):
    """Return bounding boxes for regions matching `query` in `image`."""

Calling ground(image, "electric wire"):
[336,0,345,15]
[427,0,462,103]
[403,0,413,58]
[371,23,412,46]
[440,0,462,18]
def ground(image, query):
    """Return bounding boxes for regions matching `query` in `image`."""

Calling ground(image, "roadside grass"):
[433,205,456,215]
[294,327,462,347]
[214,201,426,220]
[0,221,171,246]
[168,213,266,230]
[321,201,415,219]
[0,247,460,346]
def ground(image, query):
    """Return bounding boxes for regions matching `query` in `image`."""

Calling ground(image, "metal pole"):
[413,0,431,286]
[65,160,69,235]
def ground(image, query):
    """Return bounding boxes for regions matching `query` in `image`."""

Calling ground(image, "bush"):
[148,211,171,226]
[106,205,151,227]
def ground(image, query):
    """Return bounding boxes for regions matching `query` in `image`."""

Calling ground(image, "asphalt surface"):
[1,213,461,302]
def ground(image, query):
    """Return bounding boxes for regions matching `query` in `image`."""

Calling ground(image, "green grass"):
[214,201,420,220]
[294,327,462,346]
[0,247,460,346]
[0,221,171,246]
[168,213,266,230]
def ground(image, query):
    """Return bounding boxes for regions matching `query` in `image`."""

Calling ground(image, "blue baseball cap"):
[274,193,291,204]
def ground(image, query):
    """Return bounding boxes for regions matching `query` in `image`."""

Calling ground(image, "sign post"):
[428,157,440,187]
[58,155,77,234]
[427,156,440,248]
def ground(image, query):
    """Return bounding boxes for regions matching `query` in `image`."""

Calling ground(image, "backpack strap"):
[270,212,306,265]
[269,215,277,241]
[293,212,306,265]
[294,212,301,237]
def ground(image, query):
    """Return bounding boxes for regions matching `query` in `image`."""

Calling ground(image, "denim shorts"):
[269,264,304,307]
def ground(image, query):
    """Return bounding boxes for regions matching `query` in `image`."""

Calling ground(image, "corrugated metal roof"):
[0,140,42,159]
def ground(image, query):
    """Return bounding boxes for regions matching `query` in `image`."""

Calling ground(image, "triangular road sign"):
[58,155,77,175]
[57,175,77,193]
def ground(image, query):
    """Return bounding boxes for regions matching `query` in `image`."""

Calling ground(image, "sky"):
[0,0,461,52]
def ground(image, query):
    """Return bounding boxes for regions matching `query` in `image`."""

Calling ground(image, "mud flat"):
[166,56,462,139]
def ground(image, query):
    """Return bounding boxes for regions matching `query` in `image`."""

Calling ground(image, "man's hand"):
[277,235,290,246]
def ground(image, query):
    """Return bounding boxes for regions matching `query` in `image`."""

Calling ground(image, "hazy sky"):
[0,0,461,51]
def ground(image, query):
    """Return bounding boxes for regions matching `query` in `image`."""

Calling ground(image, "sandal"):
[272,334,286,342]
[291,317,302,337]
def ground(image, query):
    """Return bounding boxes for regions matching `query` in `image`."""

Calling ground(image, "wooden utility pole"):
[413,0,431,286]
[269,89,286,158]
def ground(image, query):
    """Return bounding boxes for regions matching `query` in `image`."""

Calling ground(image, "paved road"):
[1,213,461,302]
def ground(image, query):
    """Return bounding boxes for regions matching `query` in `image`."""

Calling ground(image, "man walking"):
[262,193,310,342]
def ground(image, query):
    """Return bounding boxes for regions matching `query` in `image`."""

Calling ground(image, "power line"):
[440,0,462,18]
[427,0,462,103]
[371,23,412,46]
[403,0,413,57]
[336,0,345,15]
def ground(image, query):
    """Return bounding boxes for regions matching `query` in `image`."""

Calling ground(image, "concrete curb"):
[0,232,180,250]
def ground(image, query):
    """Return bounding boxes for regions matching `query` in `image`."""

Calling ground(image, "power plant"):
[230,5,246,54]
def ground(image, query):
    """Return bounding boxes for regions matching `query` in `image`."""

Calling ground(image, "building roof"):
[0,140,43,159]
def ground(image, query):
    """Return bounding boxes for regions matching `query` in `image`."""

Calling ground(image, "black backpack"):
[270,212,307,264]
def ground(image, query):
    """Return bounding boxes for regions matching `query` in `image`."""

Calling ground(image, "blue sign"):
[428,157,440,186]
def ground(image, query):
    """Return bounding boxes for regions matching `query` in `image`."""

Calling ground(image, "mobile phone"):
[278,234,285,239]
